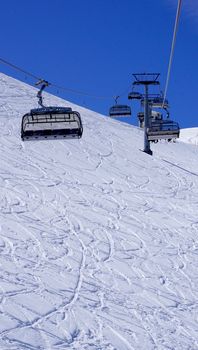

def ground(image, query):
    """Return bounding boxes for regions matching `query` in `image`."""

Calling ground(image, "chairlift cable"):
[51,82,111,99]
[0,57,129,102]
[0,57,41,81]
[163,0,182,107]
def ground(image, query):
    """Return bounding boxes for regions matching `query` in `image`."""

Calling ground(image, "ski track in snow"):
[0,73,198,349]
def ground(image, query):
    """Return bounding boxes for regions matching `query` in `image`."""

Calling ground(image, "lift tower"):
[133,73,160,156]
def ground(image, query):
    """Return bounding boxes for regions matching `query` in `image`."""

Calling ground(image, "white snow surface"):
[180,128,198,146]
[0,72,198,350]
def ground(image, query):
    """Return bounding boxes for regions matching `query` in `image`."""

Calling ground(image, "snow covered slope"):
[180,127,198,146]
[1,72,198,350]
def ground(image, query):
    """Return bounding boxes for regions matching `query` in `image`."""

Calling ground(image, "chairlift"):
[138,110,163,129]
[109,96,131,117]
[21,107,83,141]
[21,80,83,141]
[128,91,142,100]
[151,110,163,121]
[141,95,169,109]
[147,119,180,142]
[151,97,169,109]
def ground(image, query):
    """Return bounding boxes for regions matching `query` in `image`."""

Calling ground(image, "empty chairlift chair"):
[128,91,142,100]
[21,107,83,141]
[21,80,83,141]
[109,96,131,117]
[141,95,169,109]
[151,96,169,109]
[147,119,180,142]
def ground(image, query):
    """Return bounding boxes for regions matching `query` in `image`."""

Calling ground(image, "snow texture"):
[180,128,198,146]
[0,72,198,349]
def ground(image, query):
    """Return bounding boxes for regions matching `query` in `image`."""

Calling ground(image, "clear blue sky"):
[0,0,197,128]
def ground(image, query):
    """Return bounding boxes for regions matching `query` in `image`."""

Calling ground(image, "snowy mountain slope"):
[0,72,198,350]
[180,127,198,146]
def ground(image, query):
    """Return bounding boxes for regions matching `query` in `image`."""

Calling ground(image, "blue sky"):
[0,0,197,128]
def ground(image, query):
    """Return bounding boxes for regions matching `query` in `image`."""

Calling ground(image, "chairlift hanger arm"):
[35,80,51,108]
[114,95,120,104]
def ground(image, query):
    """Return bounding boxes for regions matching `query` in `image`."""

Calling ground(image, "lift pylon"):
[133,73,160,155]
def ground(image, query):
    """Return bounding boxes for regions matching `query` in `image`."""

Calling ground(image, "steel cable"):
[0,57,129,101]
[163,0,182,107]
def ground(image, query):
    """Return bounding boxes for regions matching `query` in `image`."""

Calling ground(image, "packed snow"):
[0,72,198,350]
[180,128,198,146]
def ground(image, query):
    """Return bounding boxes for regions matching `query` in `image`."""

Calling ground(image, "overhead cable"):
[0,57,129,101]
[163,0,182,107]
[0,57,41,81]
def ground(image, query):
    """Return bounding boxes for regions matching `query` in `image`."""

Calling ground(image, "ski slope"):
[180,128,198,146]
[0,72,198,350]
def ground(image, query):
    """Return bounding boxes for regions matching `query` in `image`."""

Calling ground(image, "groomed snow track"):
[0,73,198,350]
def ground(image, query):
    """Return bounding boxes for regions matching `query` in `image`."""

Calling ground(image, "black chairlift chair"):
[151,96,169,109]
[141,95,169,109]
[147,119,180,142]
[109,96,131,117]
[21,80,83,141]
[128,91,142,100]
